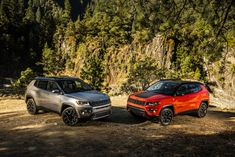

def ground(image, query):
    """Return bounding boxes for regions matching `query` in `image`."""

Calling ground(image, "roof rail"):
[159,79,182,81]
[34,76,78,80]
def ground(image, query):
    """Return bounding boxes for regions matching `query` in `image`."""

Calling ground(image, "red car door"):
[173,84,200,113]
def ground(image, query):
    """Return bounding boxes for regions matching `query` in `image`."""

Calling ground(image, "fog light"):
[81,109,92,115]
[148,108,156,112]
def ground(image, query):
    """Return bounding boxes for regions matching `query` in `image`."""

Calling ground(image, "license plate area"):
[128,105,146,117]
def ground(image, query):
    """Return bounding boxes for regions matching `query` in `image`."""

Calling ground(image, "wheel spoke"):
[161,110,173,124]
[198,104,207,117]
[27,101,35,113]
[63,108,78,126]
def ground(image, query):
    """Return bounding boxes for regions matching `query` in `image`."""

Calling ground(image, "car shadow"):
[94,106,147,125]
[207,109,235,119]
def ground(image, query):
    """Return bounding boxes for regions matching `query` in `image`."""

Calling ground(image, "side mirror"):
[52,89,61,94]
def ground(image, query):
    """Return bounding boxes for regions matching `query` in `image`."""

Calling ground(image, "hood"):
[65,90,109,102]
[133,91,172,101]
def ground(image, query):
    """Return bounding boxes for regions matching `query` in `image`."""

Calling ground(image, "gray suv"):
[25,77,112,126]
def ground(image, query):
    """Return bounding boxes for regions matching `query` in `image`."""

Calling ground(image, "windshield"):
[146,81,180,95]
[57,79,93,94]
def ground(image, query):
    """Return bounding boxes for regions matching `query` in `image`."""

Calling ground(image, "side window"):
[176,84,189,96]
[75,81,83,89]
[47,81,59,92]
[37,81,48,90]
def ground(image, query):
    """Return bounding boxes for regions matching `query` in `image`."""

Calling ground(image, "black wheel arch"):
[25,95,34,103]
[60,103,74,115]
[201,100,209,108]
[161,104,175,115]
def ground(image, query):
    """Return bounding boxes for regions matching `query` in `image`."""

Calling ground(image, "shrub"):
[13,68,35,88]
[80,55,104,90]
[123,57,165,92]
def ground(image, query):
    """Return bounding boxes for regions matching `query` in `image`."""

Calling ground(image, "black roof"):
[35,76,78,81]
[159,79,204,85]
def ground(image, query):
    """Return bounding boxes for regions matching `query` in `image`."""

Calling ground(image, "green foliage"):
[80,55,104,90]
[36,7,41,23]
[125,57,164,91]
[0,0,234,93]
[13,68,35,88]
[194,68,201,80]
[62,0,72,22]
[23,0,35,22]
[42,43,65,75]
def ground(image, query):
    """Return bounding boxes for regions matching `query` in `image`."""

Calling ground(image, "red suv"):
[127,80,209,125]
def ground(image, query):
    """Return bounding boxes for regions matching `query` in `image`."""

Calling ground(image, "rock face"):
[101,35,175,95]
[211,93,235,109]
[208,48,235,109]
[105,35,174,85]
[73,34,235,109]
[145,35,174,69]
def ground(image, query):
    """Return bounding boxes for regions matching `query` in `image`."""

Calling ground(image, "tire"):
[160,108,173,126]
[62,107,79,126]
[26,98,38,115]
[197,102,208,118]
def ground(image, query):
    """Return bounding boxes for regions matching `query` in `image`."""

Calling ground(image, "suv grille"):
[128,97,146,106]
[90,99,111,107]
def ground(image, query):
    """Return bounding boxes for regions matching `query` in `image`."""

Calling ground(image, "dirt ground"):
[0,96,234,157]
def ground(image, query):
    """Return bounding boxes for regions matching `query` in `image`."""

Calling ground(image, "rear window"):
[35,80,48,90]
[176,83,202,95]
[189,83,202,93]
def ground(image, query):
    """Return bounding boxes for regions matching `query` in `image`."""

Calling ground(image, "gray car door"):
[44,81,62,113]
[36,80,49,106]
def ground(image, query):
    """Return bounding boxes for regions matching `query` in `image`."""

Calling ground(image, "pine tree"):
[0,0,15,24]
[0,0,5,22]
[64,0,71,13]
[62,0,72,22]
[42,43,56,75]
[36,7,41,23]
[33,0,40,7]
[81,55,104,90]
[24,0,35,22]
[18,0,24,14]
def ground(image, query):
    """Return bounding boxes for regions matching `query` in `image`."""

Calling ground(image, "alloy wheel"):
[198,103,207,118]
[27,99,37,115]
[160,108,173,126]
[62,107,79,126]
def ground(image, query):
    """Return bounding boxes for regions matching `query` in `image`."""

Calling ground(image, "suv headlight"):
[147,102,160,106]
[76,101,90,105]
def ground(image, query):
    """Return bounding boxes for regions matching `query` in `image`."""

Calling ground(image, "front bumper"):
[127,104,160,120]
[78,104,112,120]
[127,105,146,117]
[91,104,112,120]
[127,100,161,117]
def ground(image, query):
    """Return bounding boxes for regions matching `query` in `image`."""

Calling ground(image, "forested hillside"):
[0,0,234,106]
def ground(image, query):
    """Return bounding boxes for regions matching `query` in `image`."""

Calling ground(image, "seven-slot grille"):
[128,97,146,106]
[90,99,111,107]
